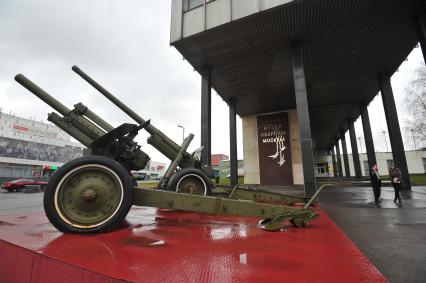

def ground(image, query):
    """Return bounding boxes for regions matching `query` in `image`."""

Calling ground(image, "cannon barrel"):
[72,65,191,164]
[48,112,94,147]
[15,74,71,116]
[74,102,114,132]
[15,74,106,140]
[72,66,148,126]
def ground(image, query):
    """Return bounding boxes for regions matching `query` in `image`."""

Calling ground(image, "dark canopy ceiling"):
[172,0,426,148]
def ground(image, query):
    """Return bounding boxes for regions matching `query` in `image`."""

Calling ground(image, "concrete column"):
[379,73,411,190]
[229,99,238,187]
[360,105,377,171]
[341,132,350,177]
[335,141,343,177]
[291,44,316,197]
[414,11,426,65]
[200,68,211,166]
[330,147,338,178]
[349,121,362,178]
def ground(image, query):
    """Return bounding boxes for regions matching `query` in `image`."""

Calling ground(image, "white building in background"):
[132,160,167,180]
[315,150,426,177]
[0,111,83,178]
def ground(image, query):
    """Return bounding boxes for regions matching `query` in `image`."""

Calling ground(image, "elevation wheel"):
[44,156,134,233]
[167,168,212,196]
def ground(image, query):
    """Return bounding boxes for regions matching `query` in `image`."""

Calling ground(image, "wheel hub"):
[182,181,197,194]
[81,187,98,203]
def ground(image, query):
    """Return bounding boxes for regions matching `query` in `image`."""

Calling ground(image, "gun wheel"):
[44,156,133,233]
[168,168,212,196]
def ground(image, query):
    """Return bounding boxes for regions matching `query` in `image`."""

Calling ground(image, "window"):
[316,162,328,174]
[184,0,203,11]
[386,159,394,169]
[423,158,426,173]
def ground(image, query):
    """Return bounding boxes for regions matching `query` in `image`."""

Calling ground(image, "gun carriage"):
[15,66,323,234]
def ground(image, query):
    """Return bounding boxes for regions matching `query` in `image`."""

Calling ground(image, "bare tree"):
[404,65,426,149]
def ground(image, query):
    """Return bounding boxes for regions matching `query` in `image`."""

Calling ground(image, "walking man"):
[389,165,402,203]
[370,164,382,203]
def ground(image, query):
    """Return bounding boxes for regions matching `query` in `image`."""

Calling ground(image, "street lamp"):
[357,136,363,153]
[177,125,185,143]
[380,130,389,152]
[409,128,417,150]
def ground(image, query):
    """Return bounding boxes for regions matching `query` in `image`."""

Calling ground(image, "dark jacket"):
[370,170,382,187]
[389,167,402,184]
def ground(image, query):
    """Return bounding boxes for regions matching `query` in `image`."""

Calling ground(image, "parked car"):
[1,179,48,192]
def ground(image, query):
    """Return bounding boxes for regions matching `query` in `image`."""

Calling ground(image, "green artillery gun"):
[14,66,324,234]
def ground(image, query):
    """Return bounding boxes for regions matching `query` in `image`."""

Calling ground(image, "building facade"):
[132,160,167,180]
[348,151,426,177]
[170,0,426,193]
[315,150,426,177]
[0,112,83,179]
[211,154,229,167]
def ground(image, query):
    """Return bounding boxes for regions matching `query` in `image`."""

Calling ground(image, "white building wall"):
[182,6,205,38]
[231,0,259,21]
[206,0,231,29]
[171,0,296,42]
[139,161,167,178]
[170,0,184,42]
[241,115,260,184]
[0,156,63,167]
[0,112,82,148]
[343,151,426,177]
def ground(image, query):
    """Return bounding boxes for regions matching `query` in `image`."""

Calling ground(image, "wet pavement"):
[320,185,426,209]
[0,190,43,215]
[320,186,426,283]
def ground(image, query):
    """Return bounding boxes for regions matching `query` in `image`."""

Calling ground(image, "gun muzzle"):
[15,74,71,116]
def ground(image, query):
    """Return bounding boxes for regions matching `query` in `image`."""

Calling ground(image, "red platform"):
[0,207,387,282]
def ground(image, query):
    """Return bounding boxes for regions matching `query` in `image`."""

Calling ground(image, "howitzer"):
[15,70,208,192]
[15,66,325,234]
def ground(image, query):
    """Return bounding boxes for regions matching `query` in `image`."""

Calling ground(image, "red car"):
[1,179,48,192]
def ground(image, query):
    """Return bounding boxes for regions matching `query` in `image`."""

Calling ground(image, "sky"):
[0,0,424,165]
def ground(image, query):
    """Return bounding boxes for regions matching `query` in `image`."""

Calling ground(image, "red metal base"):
[0,207,387,282]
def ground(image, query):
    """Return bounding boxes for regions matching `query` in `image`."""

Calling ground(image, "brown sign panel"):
[257,112,293,186]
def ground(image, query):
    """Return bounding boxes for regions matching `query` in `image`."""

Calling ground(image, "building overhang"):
[171,0,426,148]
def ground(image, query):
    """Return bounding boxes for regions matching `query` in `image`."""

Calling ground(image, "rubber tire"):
[44,155,134,233]
[167,168,212,196]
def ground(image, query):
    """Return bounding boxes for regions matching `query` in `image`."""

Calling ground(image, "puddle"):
[0,220,15,226]
[119,236,166,248]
